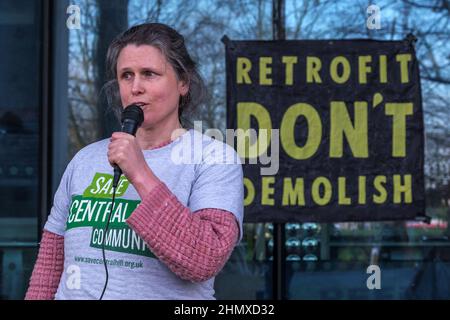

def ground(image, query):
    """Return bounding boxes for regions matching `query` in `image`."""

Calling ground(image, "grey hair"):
[103,23,206,127]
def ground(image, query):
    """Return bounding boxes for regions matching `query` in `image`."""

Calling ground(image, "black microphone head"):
[121,104,144,126]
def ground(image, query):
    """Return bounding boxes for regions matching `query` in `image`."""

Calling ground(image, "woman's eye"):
[121,72,132,80]
[143,71,155,77]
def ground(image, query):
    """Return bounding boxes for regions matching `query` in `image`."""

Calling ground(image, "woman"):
[25,23,243,300]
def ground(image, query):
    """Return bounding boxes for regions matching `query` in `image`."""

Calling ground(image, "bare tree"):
[68,0,99,157]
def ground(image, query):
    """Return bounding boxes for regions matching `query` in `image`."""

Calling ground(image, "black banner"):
[224,36,425,223]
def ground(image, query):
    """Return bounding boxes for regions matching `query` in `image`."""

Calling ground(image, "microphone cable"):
[98,104,143,300]
[99,184,117,300]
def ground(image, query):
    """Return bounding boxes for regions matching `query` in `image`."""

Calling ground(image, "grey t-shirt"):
[44,129,244,300]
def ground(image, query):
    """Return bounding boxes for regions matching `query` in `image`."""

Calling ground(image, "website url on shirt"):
[74,256,143,269]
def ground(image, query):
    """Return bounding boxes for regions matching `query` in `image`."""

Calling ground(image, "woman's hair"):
[103,22,205,127]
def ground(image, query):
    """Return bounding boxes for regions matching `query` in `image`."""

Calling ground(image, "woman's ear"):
[178,79,189,96]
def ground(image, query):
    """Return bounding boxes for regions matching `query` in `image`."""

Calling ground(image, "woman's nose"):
[131,77,144,95]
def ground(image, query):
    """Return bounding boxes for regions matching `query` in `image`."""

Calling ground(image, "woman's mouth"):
[132,102,147,107]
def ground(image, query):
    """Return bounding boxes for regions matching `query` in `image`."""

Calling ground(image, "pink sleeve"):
[126,181,239,283]
[25,230,64,300]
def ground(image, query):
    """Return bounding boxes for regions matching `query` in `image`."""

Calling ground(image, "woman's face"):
[116,44,188,130]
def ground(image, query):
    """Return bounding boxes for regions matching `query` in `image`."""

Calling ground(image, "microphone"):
[112,104,144,188]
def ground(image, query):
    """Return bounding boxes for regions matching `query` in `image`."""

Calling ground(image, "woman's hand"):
[108,132,159,197]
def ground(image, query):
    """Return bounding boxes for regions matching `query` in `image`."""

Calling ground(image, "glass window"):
[0,0,42,299]
[215,223,273,299]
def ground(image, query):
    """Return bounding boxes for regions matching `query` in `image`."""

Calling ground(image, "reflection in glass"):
[302,223,321,237]
[286,238,302,256]
[0,0,41,300]
[0,0,40,238]
[285,223,302,238]
[286,254,301,261]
